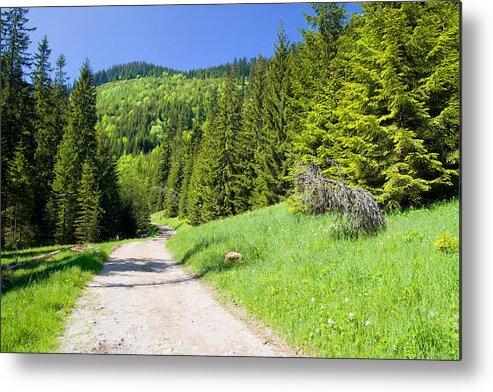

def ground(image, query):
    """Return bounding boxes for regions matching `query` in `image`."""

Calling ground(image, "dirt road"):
[59,228,294,356]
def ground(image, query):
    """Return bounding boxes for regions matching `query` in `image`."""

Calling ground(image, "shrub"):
[291,163,387,237]
[434,232,459,254]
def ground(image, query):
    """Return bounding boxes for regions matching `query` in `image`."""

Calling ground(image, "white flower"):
[365,320,371,327]
[311,297,315,303]
[453,323,459,328]
[429,311,435,318]
[327,318,335,326]
[364,293,368,296]
[348,313,354,320]
[344,297,349,302]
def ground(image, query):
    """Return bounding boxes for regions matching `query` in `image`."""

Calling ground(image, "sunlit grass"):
[0,238,140,353]
[165,200,460,359]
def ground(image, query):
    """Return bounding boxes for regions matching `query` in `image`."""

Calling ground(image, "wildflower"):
[453,323,459,328]
[429,311,435,318]
[348,313,354,320]
[344,297,349,302]
[311,298,315,303]
[365,320,371,327]
[364,293,368,296]
[327,318,335,326]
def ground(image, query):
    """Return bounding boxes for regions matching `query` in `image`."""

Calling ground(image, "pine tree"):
[178,114,204,218]
[74,161,101,243]
[214,68,243,216]
[95,136,123,240]
[50,59,98,243]
[32,36,58,241]
[162,130,184,217]
[3,144,35,248]
[235,54,266,211]
[0,8,36,159]
[332,2,458,208]
[1,8,36,247]
[251,23,291,208]
[289,3,347,170]
[186,86,220,224]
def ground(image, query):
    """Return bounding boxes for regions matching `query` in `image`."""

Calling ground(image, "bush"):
[291,163,387,237]
[434,232,459,254]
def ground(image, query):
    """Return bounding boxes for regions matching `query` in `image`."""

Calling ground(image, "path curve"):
[59,228,294,356]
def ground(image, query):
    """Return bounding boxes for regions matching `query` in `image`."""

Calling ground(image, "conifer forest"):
[1,2,460,249]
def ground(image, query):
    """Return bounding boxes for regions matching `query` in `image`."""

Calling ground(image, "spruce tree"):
[236,54,266,211]
[95,136,123,240]
[332,2,457,208]
[32,36,57,241]
[162,130,184,217]
[74,161,101,243]
[3,144,35,248]
[214,68,243,217]
[251,23,291,208]
[50,59,98,243]
[289,3,347,170]
[1,8,36,246]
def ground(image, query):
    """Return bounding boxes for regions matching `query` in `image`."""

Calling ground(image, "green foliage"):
[50,60,98,244]
[251,23,291,209]
[165,200,459,359]
[116,154,151,235]
[2,145,35,248]
[0,3,459,250]
[434,232,459,254]
[0,238,140,352]
[74,161,102,243]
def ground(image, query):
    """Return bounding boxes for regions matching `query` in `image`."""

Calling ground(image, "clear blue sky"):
[25,3,361,82]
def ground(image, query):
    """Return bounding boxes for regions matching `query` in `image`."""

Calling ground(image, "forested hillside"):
[97,2,460,226]
[1,2,460,250]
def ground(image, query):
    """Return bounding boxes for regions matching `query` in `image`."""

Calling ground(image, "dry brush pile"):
[292,163,387,237]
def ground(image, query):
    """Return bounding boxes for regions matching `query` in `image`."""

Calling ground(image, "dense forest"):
[1,2,459,249]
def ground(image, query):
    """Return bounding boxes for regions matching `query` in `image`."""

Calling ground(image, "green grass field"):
[163,200,460,359]
[1,239,138,353]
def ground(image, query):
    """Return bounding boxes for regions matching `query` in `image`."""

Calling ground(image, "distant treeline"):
[93,57,253,86]
[93,61,183,86]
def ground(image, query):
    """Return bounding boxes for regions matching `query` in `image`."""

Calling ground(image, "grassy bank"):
[1,239,138,353]
[164,200,460,359]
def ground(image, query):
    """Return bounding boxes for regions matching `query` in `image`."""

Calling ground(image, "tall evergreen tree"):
[331,2,457,208]
[50,59,98,243]
[236,54,266,211]
[162,129,184,217]
[213,67,243,216]
[3,144,35,248]
[1,8,36,246]
[251,23,291,208]
[32,36,58,241]
[95,135,123,240]
[289,3,347,170]
[74,161,101,243]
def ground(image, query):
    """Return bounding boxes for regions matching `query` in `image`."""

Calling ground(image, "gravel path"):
[58,227,295,356]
